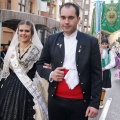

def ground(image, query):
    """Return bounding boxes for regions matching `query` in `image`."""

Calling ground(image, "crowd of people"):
[0,2,118,120]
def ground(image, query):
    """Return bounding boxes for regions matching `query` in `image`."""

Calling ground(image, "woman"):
[0,20,48,120]
[100,38,115,108]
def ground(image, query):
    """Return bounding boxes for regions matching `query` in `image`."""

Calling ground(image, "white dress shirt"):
[63,30,79,89]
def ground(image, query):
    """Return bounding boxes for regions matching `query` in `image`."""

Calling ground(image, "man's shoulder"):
[77,31,98,41]
[49,32,63,39]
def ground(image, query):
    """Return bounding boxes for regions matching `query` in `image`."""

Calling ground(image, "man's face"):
[60,6,80,36]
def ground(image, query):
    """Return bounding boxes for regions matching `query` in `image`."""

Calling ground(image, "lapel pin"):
[59,44,62,48]
[57,43,59,46]
[78,45,82,52]
[78,49,81,53]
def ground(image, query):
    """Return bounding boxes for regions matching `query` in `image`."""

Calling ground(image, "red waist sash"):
[55,69,83,99]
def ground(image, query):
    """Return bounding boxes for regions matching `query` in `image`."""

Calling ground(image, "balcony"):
[0,1,7,10]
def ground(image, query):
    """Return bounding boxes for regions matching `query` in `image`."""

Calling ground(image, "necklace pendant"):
[21,49,24,52]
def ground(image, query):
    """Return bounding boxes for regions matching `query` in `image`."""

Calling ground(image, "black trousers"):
[48,96,88,120]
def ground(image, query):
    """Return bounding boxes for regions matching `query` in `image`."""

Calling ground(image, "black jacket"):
[36,31,102,109]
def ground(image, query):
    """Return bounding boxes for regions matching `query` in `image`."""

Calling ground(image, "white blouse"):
[102,49,116,69]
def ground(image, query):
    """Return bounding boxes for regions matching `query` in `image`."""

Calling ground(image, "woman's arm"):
[104,50,116,70]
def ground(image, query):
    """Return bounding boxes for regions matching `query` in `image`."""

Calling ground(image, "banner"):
[95,0,103,34]
[101,3,120,33]
[91,8,96,35]
[91,0,103,35]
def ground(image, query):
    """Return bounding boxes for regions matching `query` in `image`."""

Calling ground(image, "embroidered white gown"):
[0,45,48,120]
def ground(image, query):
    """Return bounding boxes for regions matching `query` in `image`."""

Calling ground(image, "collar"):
[63,30,78,39]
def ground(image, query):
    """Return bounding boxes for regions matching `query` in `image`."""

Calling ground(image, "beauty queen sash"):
[10,46,48,120]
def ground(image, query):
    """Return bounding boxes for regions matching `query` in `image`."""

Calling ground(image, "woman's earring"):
[30,37,32,42]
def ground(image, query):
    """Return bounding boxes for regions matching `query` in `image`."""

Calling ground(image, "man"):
[36,2,102,120]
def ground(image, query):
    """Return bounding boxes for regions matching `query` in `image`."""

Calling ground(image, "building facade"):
[40,0,91,33]
[74,0,91,33]
[0,0,91,53]
[0,0,60,46]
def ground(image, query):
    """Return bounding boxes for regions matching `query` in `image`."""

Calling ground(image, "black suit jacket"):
[36,31,102,109]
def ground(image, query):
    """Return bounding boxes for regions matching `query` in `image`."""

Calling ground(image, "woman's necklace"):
[20,43,31,53]
[18,43,31,59]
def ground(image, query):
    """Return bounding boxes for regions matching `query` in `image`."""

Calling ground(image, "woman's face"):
[18,24,32,43]
[101,42,108,49]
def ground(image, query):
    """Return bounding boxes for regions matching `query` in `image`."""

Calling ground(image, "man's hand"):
[51,67,65,81]
[85,106,99,118]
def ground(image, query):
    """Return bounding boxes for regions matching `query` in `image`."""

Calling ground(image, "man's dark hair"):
[59,2,79,17]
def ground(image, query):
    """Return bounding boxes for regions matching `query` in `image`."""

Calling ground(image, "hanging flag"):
[94,0,103,34]
[101,2,120,33]
[91,8,96,35]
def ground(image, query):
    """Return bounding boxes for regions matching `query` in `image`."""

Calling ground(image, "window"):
[30,2,33,13]
[7,0,11,9]
[18,0,26,12]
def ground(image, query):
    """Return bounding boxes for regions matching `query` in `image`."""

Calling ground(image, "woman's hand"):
[102,68,106,71]
[43,63,52,69]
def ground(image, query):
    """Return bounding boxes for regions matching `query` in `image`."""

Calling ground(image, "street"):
[89,68,120,120]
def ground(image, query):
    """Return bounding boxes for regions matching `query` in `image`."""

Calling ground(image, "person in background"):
[100,38,115,108]
[114,45,120,79]
[0,20,48,120]
[8,40,11,46]
[36,2,102,120]
[1,45,7,59]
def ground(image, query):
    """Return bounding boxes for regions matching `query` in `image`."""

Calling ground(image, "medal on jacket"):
[57,43,62,48]
[78,45,82,52]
